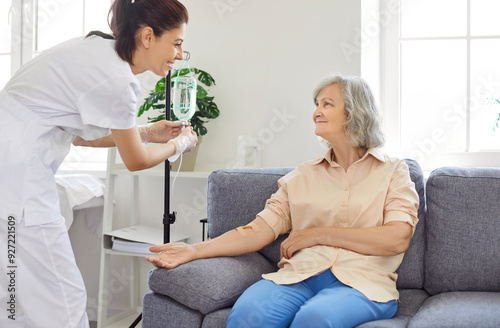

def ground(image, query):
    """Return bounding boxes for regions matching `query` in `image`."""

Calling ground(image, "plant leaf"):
[172,68,192,79]
[190,115,208,136]
[137,91,166,117]
[155,77,166,92]
[196,85,208,99]
[197,97,220,119]
[148,114,165,122]
[196,69,216,87]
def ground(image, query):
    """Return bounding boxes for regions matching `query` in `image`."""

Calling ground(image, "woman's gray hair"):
[313,73,385,148]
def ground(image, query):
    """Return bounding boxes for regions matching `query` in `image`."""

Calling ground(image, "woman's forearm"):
[111,127,175,171]
[319,221,413,256]
[147,217,276,269]
[73,135,116,147]
[195,217,275,259]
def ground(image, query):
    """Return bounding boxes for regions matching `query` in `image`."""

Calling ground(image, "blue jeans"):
[226,270,397,328]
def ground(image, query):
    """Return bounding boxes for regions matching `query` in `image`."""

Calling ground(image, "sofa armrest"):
[148,252,276,315]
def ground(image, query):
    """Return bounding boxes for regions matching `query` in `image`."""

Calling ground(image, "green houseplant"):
[137,68,219,136]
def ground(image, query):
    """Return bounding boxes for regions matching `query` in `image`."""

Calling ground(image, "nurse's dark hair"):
[86,0,188,64]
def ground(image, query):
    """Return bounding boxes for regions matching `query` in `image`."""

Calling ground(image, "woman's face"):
[145,23,186,76]
[313,83,348,143]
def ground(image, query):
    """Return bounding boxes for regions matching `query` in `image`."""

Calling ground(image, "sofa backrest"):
[206,160,427,284]
[207,168,295,237]
[424,167,500,295]
[396,159,427,289]
[207,167,294,267]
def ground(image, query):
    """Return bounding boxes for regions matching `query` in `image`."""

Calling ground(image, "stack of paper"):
[103,225,188,254]
[111,237,157,254]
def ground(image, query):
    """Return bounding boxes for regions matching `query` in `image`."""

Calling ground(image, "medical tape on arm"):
[235,226,247,236]
[235,222,261,236]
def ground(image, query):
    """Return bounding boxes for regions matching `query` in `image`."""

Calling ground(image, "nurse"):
[0,0,195,327]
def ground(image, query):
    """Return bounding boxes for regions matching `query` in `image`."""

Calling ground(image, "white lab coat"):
[0,36,140,327]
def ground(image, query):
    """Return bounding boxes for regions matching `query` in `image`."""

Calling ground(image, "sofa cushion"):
[396,159,427,289]
[142,292,203,328]
[425,167,500,295]
[207,167,294,265]
[148,252,275,315]
[356,289,428,328]
[408,292,500,328]
[201,308,231,328]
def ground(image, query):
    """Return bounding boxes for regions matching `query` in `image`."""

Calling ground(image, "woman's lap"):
[226,270,397,328]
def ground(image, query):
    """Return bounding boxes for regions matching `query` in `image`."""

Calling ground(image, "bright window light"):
[383,0,500,169]
[401,0,467,38]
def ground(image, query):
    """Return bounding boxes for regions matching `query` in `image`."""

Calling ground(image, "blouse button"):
[341,202,346,207]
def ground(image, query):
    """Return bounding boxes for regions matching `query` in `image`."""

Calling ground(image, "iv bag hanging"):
[172,51,197,123]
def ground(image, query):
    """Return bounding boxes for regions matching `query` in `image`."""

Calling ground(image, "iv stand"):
[129,69,175,328]
[164,69,176,244]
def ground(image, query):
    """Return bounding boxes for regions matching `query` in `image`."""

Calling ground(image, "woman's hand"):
[139,120,184,143]
[280,227,322,259]
[146,242,198,269]
[170,126,198,156]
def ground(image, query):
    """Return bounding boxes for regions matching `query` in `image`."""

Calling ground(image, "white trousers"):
[0,215,89,328]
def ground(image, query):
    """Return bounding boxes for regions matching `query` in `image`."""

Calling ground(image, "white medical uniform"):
[0,36,140,327]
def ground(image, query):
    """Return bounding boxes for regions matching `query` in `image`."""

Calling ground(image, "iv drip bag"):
[172,52,197,122]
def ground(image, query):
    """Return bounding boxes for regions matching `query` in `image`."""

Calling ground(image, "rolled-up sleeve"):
[257,177,293,239]
[383,160,419,233]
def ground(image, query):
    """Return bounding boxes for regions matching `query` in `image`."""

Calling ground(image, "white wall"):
[139,0,362,170]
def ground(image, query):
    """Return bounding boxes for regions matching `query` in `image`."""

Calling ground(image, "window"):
[380,0,500,170]
[2,0,111,86]
[0,1,12,89]
[36,0,111,54]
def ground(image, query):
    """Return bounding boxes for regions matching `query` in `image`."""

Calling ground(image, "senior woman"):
[147,73,419,328]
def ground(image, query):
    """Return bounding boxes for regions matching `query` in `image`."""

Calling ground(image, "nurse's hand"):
[138,120,185,143]
[146,242,198,269]
[171,127,198,155]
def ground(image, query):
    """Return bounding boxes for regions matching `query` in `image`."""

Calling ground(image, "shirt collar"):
[309,147,386,166]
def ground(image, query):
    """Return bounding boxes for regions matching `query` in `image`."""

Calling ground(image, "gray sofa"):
[143,161,500,327]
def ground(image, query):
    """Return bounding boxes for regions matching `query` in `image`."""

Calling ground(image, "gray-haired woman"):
[147,73,419,328]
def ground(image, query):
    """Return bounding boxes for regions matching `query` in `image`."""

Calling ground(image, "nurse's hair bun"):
[88,0,189,65]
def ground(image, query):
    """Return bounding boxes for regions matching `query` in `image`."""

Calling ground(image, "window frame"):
[378,0,500,171]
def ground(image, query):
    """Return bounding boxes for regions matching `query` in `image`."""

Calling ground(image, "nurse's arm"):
[111,127,178,171]
[72,123,171,147]
[73,135,115,147]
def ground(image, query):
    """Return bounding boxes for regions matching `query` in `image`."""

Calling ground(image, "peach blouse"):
[258,148,419,302]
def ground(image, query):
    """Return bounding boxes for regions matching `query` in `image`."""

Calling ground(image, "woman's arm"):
[73,134,115,147]
[280,221,413,259]
[112,126,196,171]
[146,217,275,269]
[72,120,184,148]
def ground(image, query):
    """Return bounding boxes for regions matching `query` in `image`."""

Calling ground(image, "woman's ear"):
[138,26,154,49]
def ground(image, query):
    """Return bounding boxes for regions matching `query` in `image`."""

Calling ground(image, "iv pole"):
[130,51,191,327]
[164,51,192,244]
[164,69,176,244]
[129,70,173,328]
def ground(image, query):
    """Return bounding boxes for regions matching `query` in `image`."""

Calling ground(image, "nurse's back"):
[2,36,140,138]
